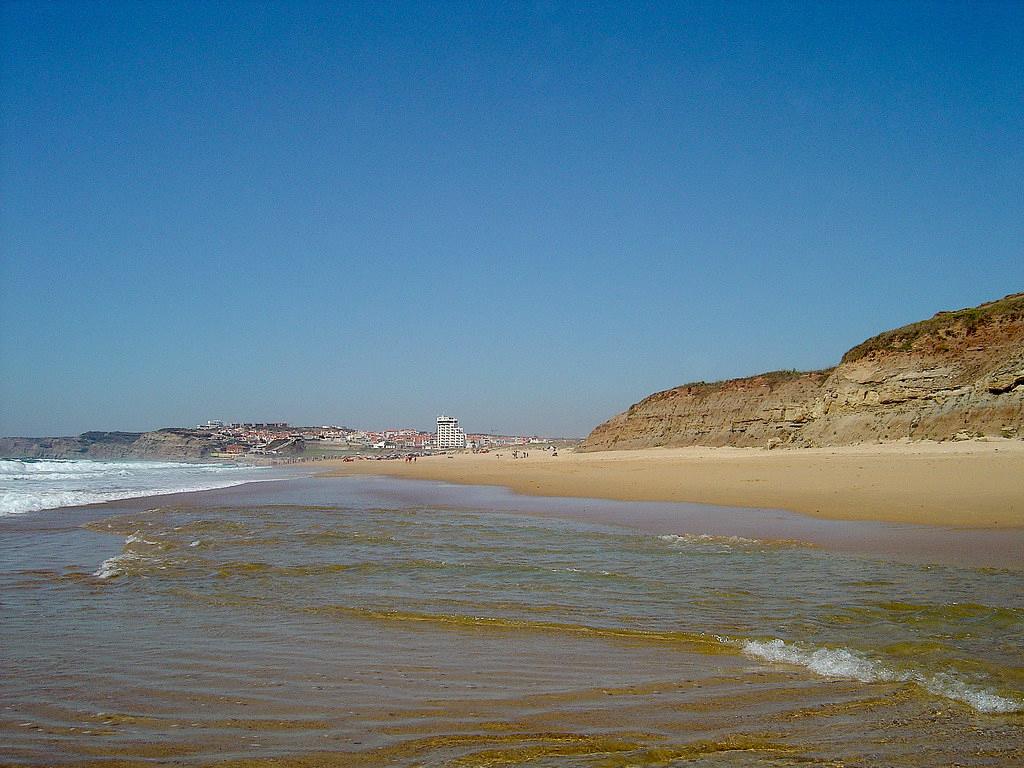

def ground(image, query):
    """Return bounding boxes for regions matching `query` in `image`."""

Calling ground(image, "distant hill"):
[580,293,1024,451]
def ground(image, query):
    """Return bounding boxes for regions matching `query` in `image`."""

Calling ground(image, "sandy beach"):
[322,440,1024,528]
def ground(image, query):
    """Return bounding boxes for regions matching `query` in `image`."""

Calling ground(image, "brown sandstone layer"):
[581,294,1024,451]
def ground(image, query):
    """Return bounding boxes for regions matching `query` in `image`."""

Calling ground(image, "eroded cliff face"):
[0,429,223,460]
[581,294,1024,451]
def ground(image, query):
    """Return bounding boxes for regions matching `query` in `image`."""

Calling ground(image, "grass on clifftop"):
[652,293,1023,401]
[841,292,1024,363]
[625,370,835,410]
[675,368,832,391]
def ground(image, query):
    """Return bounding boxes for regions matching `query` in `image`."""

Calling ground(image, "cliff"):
[0,429,227,461]
[580,293,1024,451]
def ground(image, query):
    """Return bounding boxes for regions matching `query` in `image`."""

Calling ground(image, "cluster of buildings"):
[344,416,545,451]
[197,416,548,456]
[196,421,300,455]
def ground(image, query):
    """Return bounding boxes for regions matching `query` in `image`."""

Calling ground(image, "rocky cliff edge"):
[580,293,1024,451]
[0,429,226,461]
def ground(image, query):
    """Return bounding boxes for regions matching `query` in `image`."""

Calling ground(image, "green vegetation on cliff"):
[842,293,1024,363]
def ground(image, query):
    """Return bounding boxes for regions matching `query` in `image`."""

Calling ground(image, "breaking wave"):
[0,459,272,516]
[741,638,1022,714]
[659,533,809,551]
[93,551,143,580]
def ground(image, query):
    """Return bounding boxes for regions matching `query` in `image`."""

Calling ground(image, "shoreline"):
[2,471,1020,569]
[320,440,1024,529]
[0,462,1019,570]
[3,443,1021,568]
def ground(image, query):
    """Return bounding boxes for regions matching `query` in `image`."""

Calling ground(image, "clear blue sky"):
[2,1,1022,437]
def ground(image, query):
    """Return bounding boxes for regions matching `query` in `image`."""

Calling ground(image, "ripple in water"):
[2,477,1022,766]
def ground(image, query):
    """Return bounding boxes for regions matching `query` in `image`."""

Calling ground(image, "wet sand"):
[321,441,1024,528]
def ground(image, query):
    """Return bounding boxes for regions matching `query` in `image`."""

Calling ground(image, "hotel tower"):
[435,415,467,450]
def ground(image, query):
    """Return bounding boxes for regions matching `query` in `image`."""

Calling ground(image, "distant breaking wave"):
[658,533,810,551]
[0,459,272,516]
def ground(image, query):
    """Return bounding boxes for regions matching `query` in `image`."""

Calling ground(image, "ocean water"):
[0,459,274,516]
[1,476,1021,766]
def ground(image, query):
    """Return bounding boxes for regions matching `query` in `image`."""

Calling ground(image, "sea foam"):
[741,637,1022,714]
[0,459,271,516]
[658,533,808,551]
[660,533,762,547]
[93,551,141,580]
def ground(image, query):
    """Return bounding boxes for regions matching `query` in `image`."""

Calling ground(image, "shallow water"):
[1,477,1021,766]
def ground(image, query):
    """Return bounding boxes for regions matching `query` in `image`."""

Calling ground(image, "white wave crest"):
[94,531,166,579]
[0,459,235,476]
[0,483,255,517]
[0,459,272,516]
[659,533,811,551]
[124,533,159,546]
[660,533,762,547]
[93,551,141,580]
[741,638,1021,714]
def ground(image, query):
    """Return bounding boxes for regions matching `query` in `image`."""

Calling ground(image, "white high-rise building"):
[435,415,466,450]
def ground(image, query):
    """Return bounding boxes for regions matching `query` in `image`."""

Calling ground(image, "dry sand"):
[321,441,1024,528]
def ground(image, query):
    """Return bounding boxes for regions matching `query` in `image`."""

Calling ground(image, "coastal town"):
[197,415,569,458]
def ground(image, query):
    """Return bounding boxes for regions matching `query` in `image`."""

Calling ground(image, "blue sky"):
[2,1,1022,437]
